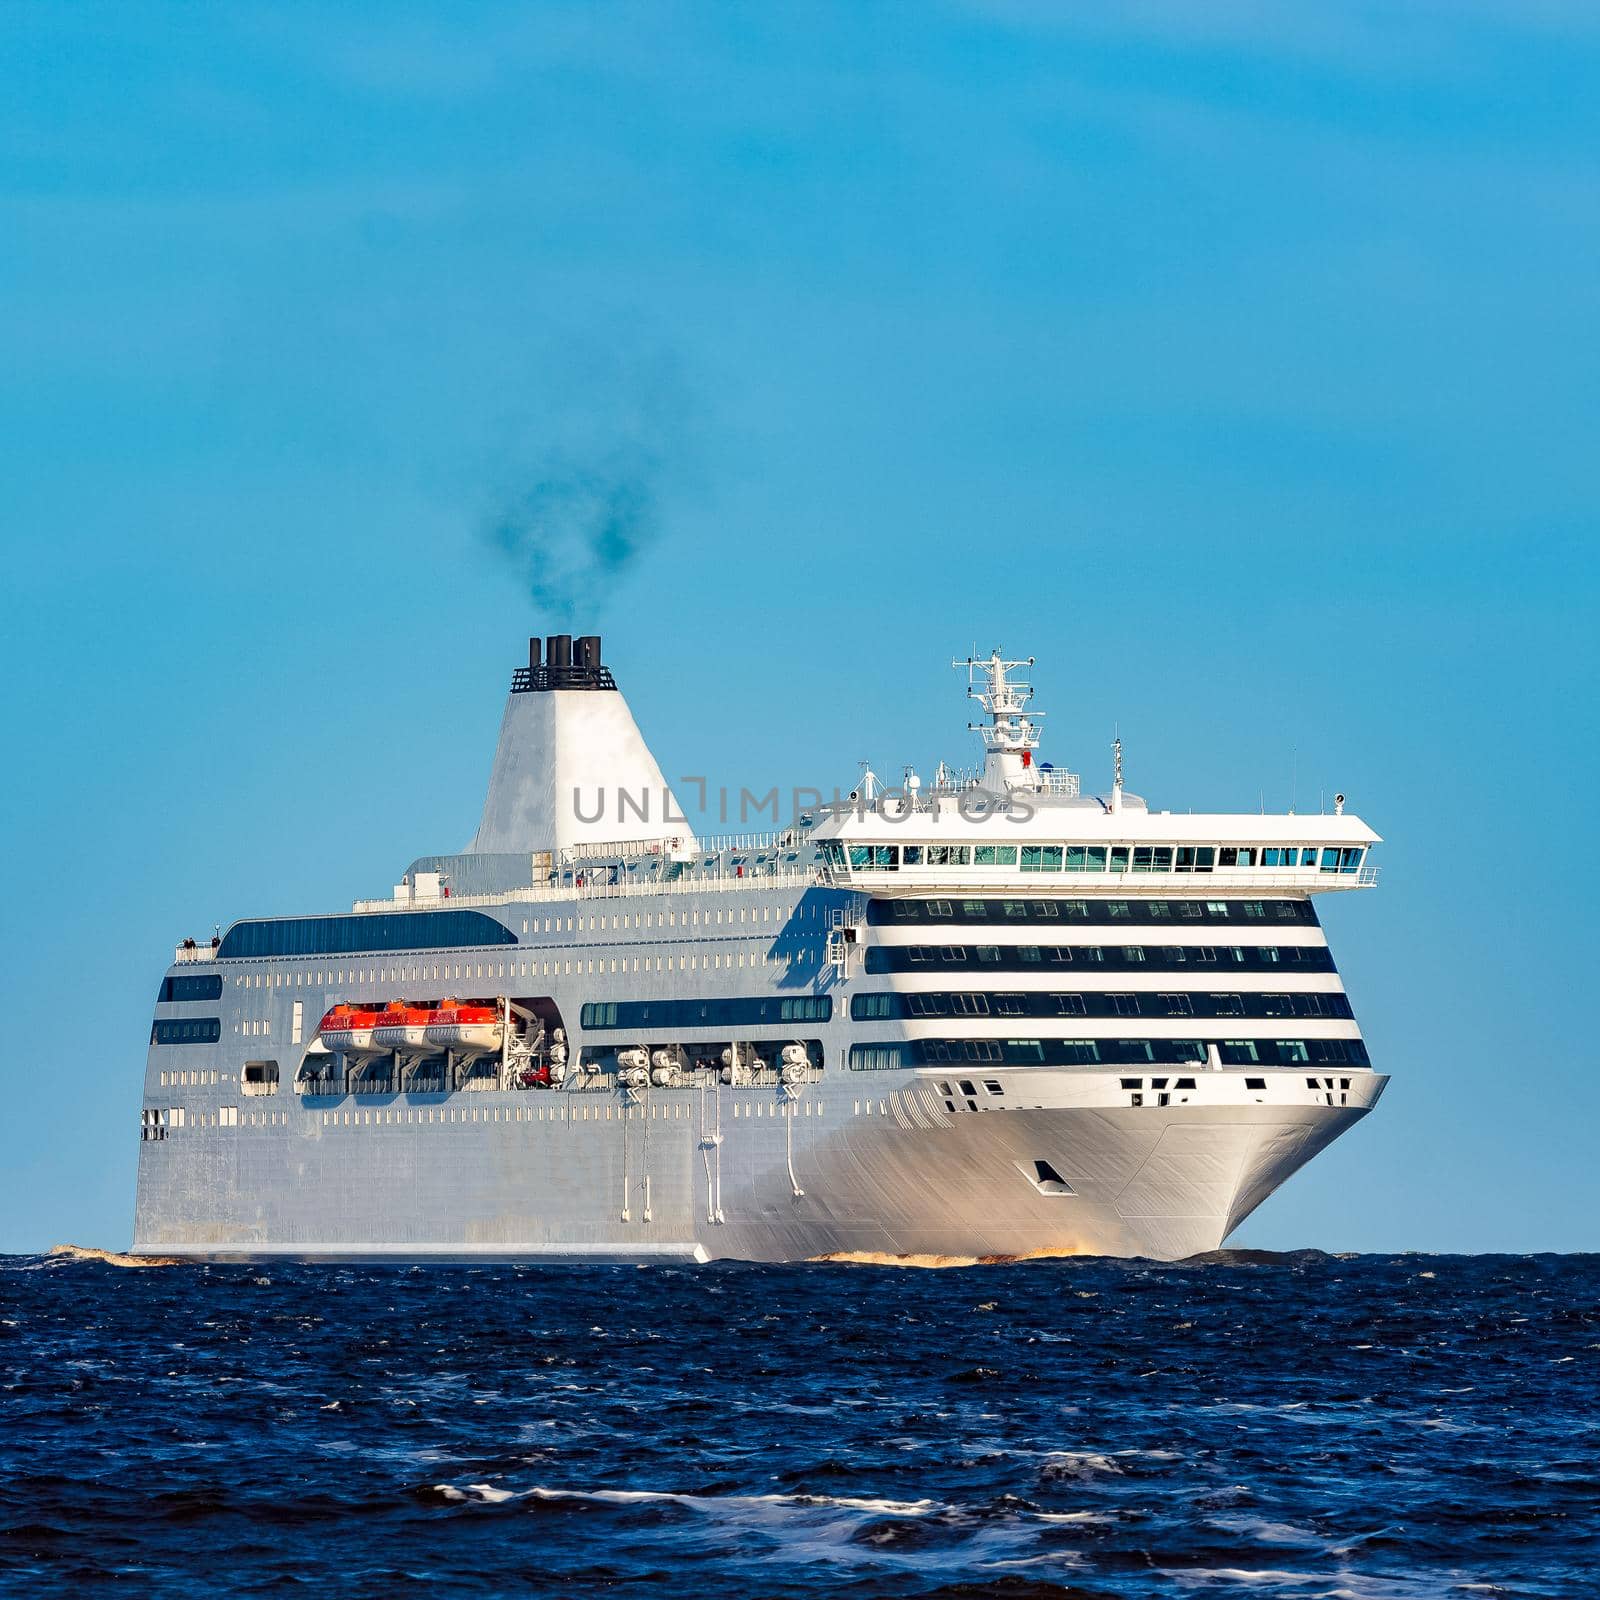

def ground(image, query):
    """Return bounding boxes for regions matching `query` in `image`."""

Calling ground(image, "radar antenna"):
[951,649,1050,793]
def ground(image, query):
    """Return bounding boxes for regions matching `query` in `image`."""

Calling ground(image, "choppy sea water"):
[2,1252,1596,1598]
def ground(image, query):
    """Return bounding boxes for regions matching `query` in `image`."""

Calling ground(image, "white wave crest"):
[435,1483,938,1516]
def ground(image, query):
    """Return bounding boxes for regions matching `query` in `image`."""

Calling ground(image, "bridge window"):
[1022,846,1064,872]
[849,845,899,870]
[974,844,1018,866]
[1064,845,1105,872]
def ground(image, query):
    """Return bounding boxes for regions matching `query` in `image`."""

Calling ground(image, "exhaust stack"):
[473,635,695,856]
[512,634,613,693]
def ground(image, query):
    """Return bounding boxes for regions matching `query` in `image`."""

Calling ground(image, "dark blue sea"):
[2,1253,1596,1598]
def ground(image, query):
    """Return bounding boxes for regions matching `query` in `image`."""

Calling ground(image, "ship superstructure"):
[135,636,1385,1262]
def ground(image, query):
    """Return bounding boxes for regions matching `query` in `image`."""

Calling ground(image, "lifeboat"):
[424,1000,504,1057]
[318,1003,381,1056]
[371,1001,432,1055]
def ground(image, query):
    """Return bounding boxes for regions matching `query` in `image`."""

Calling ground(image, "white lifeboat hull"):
[321,1025,379,1056]
[424,1021,505,1056]
[372,1023,432,1055]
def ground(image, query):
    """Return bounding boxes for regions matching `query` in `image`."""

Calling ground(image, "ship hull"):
[133,1071,1384,1264]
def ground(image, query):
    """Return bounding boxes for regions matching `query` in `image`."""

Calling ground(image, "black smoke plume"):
[480,343,695,623]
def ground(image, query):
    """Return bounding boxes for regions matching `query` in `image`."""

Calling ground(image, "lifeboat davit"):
[318,1004,381,1056]
[424,1000,504,1057]
[371,1001,432,1055]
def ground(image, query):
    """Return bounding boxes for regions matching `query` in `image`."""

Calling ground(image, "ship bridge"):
[811,650,1379,895]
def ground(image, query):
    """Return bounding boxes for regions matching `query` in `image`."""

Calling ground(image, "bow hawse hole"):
[1019,1159,1076,1196]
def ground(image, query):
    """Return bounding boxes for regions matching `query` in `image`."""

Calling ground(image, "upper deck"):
[169,640,1380,965]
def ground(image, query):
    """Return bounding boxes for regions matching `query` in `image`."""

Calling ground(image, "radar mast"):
[954,650,1044,794]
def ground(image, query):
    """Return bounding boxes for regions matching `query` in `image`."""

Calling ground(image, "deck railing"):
[351,863,822,914]
[818,863,1381,892]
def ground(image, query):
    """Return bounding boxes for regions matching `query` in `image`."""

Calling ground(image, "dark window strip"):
[848,1037,1371,1070]
[157,974,224,1003]
[581,995,832,1031]
[864,944,1335,975]
[866,897,1320,928]
[217,910,518,961]
[151,1018,222,1046]
[851,990,1353,1021]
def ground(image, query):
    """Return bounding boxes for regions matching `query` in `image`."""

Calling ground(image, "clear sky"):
[3,3,1597,1255]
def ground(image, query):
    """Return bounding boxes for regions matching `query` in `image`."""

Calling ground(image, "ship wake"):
[48,1243,184,1269]
[807,1246,1094,1269]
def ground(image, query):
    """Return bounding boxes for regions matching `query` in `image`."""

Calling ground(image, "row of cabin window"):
[581,995,832,1030]
[151,1018,222,1045]
[826,843,1366,874]
[523,903,828,934]
[867,897,1317,926]
[865,944,1336,974]
[852,990,1353,1021]
[848,1038,1371,1069]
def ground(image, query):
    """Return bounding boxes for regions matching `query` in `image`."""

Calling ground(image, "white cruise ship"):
[134,636,1385,1262]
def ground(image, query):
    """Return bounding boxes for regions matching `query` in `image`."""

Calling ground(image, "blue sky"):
[2,3,1597,1254]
